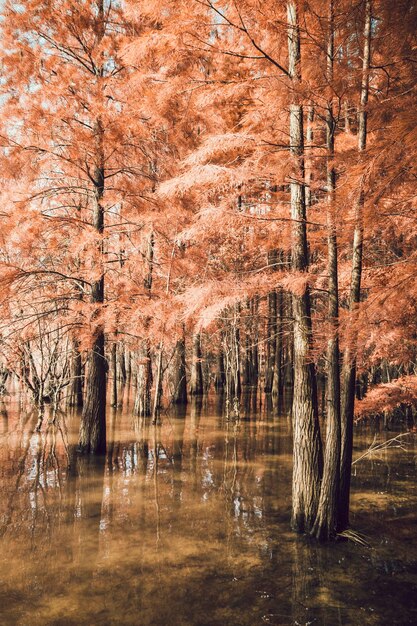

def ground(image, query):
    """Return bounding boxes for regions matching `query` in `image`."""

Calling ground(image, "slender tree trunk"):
[110,341,117,408]
[152,342,164,424]
[71,338,84,408]
[214,337,226,393]
[305,106,314,209]
[134,230,155,417]
[287,0,323,533]
[251,297,259,389]
[339,0,372,531]
[265,287,277,393]
[312,0,341,540]
[190,333,203,396]
[272,287,283,400]
[172,330,187,404]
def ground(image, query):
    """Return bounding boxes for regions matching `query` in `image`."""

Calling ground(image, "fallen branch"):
[352,432,412,465]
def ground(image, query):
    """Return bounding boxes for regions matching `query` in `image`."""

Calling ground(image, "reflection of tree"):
[0,410,72,547]
[291,539,317,626]
[172,406,186,506]
[189,398,202,490]
[0,411,37,538]
[73,456,105,572]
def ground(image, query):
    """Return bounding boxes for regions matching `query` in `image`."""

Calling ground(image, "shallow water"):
[0,398,416,626]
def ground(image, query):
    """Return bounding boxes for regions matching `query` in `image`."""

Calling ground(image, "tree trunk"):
[214,338,226,393]
[312,0,341,540]
[71,338,84,408]
[190,333,203,396]
[78,114,106,454]
[339,0,371,531]
[264,287,277,393]
[172,332,188,404]
[272,287,283,401]
[78,332,106,454]
[305,106,314,209]
[134,342,152,417]
[110,341,117,408]
[287,0,323,534]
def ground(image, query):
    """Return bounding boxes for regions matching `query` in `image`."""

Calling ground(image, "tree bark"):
[287,0,323,534]
[78,113,106,454]
[71,338,84,408]
[312,0,341,540]
[214,337,226,393]
[190,333,203,396]
[134,342,152,417]
[339,0,372,531]
[272,286,283,401]
[110,341,117,408]
[172,331,188,405]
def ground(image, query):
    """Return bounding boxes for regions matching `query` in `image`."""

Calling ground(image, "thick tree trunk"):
[287,0,323,534]
[312,0,341,540]
[78,114,106,454]
[339,0,371,531]
[190,333,203,396]
[78,332,106,454]
[134,342,152,417]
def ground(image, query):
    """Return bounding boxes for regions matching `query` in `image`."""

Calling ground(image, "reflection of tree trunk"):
[73,456,105,572]
[0,412,37,538]
[106,406,117,471]
[189,398,202,489]
[172,409,186,506]
[291,540,318,626]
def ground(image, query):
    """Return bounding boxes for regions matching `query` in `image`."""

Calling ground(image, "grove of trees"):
[0,0,416,541]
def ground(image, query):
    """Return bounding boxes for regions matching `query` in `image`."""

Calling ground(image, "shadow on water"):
[0,397,416,625]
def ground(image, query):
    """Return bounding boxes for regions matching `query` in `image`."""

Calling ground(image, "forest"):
[0,0,416,624]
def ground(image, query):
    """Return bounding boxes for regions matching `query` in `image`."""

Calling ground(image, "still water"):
[0,396,416,626]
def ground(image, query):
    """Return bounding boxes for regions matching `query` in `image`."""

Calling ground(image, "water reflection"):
[0,400,416,625]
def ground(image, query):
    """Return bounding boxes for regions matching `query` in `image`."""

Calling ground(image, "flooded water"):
[0,397,416,626]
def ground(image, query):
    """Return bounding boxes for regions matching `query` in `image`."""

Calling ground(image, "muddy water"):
[0,399,416,626]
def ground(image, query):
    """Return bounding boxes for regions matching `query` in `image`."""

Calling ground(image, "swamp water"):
[0,398,416,626]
